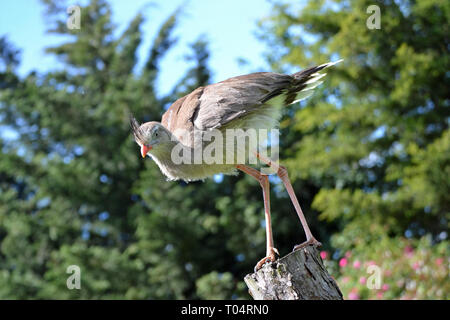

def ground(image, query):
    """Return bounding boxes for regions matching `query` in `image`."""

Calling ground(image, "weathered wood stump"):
[244,245,343,300]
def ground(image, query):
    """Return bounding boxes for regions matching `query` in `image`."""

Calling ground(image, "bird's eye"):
[154,132,158,137]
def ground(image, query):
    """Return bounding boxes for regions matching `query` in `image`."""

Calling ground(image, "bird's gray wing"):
[161,61,340,146]
[192,72,292,131]
[193,61,339,131]
[161,86,204,147]
[161,73,291,148]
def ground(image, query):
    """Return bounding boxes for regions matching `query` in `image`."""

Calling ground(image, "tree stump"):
[244,245,343,300]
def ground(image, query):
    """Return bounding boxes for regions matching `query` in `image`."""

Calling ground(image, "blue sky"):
[0,0,274,96]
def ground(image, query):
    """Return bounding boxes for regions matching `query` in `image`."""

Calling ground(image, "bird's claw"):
[292,237,322,252]
[254,248,279,272]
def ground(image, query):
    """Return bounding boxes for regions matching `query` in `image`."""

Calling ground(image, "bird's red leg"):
[236,164,279,271]
[256,153,321,251]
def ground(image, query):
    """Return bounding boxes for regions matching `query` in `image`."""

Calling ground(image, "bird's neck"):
[149,140,179,163]
[148,140,199,181]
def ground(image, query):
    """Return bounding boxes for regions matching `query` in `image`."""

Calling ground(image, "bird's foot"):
[254,247,279,272]
[292,237,322,252]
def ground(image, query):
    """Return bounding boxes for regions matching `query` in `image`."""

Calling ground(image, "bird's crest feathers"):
[130,115,146,144]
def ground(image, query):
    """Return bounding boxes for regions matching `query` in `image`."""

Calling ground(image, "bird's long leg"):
[256,153,321,251]
[236,164,279,271]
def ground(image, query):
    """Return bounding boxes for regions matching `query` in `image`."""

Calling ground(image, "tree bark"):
[244,245,343,300]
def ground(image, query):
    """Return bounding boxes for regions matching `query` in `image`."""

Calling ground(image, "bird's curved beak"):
[141,145,152,158]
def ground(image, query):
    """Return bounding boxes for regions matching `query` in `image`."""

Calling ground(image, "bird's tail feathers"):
[287,59,343,104]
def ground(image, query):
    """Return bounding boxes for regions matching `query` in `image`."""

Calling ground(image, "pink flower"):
[353,260,361,269]
[435,258,444,266]
[320,251,328,259]
[412,262,420,270]
[342,276,350,284]
[359,276,367,285]
[339,258,348,267]
[382,284,390,291]
[348,291,360,300]
[345,251,352,258]
[365,260,377,267]
[376,292,384,299]
[384,270,392,277]
[404,246,414,257]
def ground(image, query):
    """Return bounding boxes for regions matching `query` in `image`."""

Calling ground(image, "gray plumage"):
[131,60,342,181]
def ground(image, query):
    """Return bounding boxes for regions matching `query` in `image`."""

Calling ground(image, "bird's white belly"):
[150,104,283,182]
[153,156,238,182]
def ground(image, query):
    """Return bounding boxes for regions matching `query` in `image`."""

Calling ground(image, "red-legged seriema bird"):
[131,60,342,271]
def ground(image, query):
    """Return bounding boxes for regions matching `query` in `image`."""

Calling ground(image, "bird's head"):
[130,116,173,158]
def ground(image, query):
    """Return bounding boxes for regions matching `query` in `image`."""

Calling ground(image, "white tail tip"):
[319,59,344,69]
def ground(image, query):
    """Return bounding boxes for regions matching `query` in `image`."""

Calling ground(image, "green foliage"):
[0,0,229,299]
[0,0,288,300]
[169,37,212,100]
[321,236,448,299]
[196,271,241,300]
[258,0,449,299]
[0,0,448,300]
